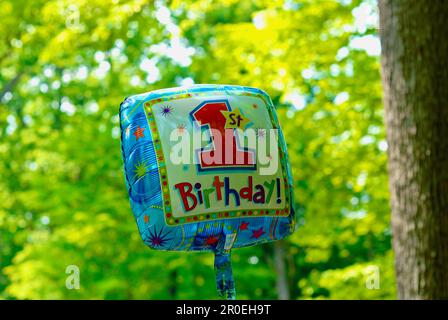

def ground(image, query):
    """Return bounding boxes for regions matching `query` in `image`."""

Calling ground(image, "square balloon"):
[120,84,296,299]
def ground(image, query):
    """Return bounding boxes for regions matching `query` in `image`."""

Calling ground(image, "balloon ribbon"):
[214,251,236,300]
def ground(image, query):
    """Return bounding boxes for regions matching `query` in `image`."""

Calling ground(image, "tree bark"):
[168,269,177,299]
[379,0,448,299]
[274,240,290,300]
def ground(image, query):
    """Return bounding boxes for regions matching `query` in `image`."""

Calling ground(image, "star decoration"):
[239,221,249,231]
[144,215,149,224]
[133,126,145,140]
[160,105,173,117]
[206,235,219,246]
[221,108,251,129]
[145,226,173,247]
[251,227,265,239]
[133,161,147,179]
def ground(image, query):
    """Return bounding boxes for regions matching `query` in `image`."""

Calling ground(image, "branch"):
[0,72,23,101]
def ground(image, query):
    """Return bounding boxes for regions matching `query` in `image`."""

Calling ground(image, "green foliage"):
[0,0,394,299]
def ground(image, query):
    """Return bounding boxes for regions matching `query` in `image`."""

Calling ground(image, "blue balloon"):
[120,85,296,299]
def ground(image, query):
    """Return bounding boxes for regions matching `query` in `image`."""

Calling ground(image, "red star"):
[152,237,162,246]
[133,126,145,140]
[206,235,219,246]
[251,227,265,239]
[144,215,149,224]
[239,221,249,230]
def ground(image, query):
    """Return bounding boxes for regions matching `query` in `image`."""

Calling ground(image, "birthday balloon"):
[119,84,296,299]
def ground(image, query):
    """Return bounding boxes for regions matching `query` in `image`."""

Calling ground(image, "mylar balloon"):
[119,85,296,299]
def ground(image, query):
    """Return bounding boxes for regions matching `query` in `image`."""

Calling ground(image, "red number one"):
[190,100,255,171]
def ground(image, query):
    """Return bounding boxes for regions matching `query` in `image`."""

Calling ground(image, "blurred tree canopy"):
[0,0,395,299]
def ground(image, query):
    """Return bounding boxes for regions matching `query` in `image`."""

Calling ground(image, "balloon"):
[119,85,296,299]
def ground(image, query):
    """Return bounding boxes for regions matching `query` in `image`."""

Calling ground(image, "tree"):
[379,0,448,299]
[273,241,289,300]
[1,0,396,300]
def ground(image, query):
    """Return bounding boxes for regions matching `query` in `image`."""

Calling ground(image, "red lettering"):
[174,182,197,212]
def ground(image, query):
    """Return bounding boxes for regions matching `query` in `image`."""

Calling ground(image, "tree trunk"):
[274,240,290,300]
[168,269,177,299]
[378,0,448,299]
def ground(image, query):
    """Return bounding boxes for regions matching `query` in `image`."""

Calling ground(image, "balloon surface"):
[119,84,296,299]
